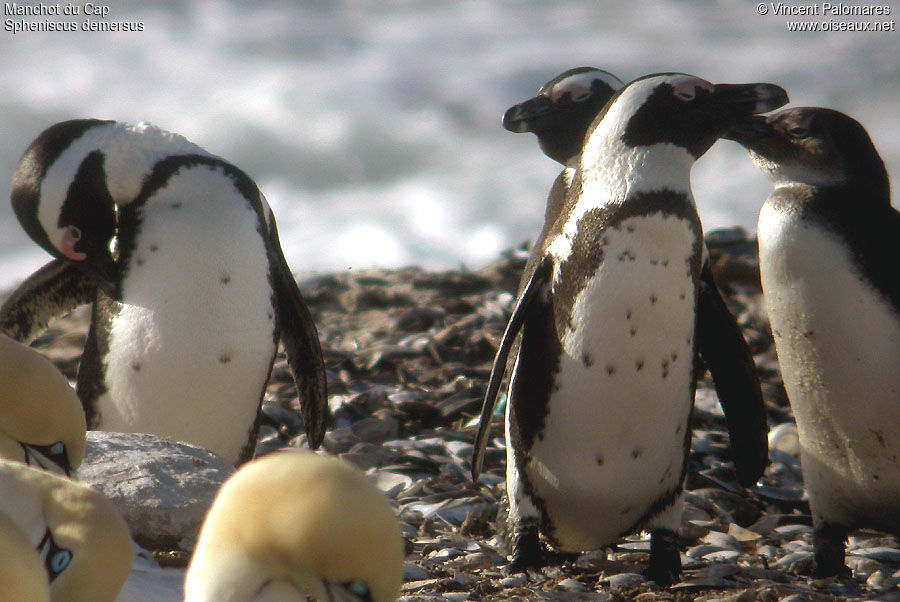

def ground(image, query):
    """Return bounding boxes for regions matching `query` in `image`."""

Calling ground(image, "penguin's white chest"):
[99,166,276,463]
[759,202,900,531]
[527,212,697,549]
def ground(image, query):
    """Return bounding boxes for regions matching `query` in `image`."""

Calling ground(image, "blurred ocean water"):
[1,0,897,289]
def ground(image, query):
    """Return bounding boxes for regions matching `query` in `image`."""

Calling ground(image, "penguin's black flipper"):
[696,260,769,487]
[472,255,552,480]
[0,259,96,343]
[267,217,329,450]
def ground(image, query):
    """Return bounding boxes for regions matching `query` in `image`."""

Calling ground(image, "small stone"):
[499,573,528,587]
[604,573,647,588]
[867,569,887,589]
[768,422,800,456]
[427,548,463,561]
[403,562,430,581]
[774,524,813,537]
[851,546,900,564]
[702,531,742,550]
[727,523,762,542]
[703,550,741,563]
[687,544,728,559]
[771,551,814,573]
[558,578,587,592]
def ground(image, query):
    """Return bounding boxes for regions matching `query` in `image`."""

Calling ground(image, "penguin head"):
[0,335,86,477]
[725,107,889,196]
[12,119,120,297]
[591,73,788,160]
[0,513,51,602]
[185,451,405,602]
[0,459,133,602]
[503,67,624,164]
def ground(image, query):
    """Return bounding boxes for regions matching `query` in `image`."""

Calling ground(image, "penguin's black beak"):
[502,95,554,133]
[710,83,789,118]
[722,115,774,145]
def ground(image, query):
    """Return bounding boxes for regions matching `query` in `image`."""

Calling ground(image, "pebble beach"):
[9,228,900,602]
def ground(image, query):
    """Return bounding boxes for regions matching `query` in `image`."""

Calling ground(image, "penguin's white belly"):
[759,204,900,532]
[98,167,277,464]
[529,214,697,549]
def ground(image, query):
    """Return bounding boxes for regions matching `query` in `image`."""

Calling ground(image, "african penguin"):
[0,334,86,476]
[473,74,786,585]
[725,107,900,577]
[0,458,133,602]
[503,67,625,164]
[503,70,767,447]
[504,68,624,267]
[2,119,328,465]
[185,451,405,602]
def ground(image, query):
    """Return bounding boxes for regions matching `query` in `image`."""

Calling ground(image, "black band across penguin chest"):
[509,190,702,549]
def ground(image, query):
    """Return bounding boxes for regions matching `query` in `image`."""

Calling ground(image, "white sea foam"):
[0,0,897,290]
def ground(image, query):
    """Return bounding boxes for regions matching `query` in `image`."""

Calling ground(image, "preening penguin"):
[2,119,328,465]
[0,458,133,602]
[473,74,786,584]
[184,451,405,602]
[726,107,900,577]
[0,333,86,476]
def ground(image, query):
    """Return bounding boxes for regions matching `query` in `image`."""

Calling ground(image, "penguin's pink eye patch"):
[551,82,592,103]
[671,79,713,102]
[60,225,87,261]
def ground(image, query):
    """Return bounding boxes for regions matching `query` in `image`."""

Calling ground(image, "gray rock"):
[499,573,528,588]
[78,431,235,550]
[403,562,430,581]
[850,546,900,564]
[604,573,647,588]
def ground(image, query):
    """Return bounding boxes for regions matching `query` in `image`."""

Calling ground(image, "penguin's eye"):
[21,441,71,475]
[674,89,696,102]
[788,126,809,138]
[38,530,73,582]
[67,226,82,241]
[342,580,373,601]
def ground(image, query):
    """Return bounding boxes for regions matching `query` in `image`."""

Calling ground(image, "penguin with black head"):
[1,120,328,465]
[726,107,900,577]
[474,74,786,584]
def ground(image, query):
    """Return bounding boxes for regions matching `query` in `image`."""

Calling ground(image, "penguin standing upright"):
[1,120,327,465]
[500,69,768,446]
[473,74,786,584]
[726,107,900,577]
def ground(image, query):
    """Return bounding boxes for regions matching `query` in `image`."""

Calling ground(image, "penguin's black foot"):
[645,529,681,586]
[507,522,545,573]
[812,523,850,579]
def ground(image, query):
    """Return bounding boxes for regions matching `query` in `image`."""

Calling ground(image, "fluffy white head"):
[0,334,86,475]
[0,459,133,602]
[185,452,405,602]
